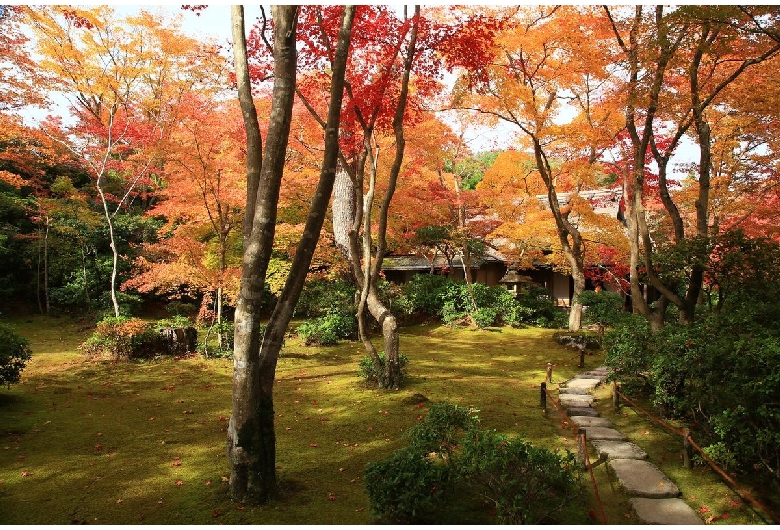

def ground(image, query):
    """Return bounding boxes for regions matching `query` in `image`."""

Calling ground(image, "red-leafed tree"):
[28,5,228,316]
[603,5,780,327]
[261,5,501,386]
[123,96,246,333]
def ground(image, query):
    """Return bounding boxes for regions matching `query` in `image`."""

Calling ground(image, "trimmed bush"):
[364,402,580,524]
[0,323,32,388]
[80,316,161,360]
[364,447,451,523]
[459,430,580,524]
[297,311,356,346]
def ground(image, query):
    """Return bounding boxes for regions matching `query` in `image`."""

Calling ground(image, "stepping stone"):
[583,426,626,441]
[570,416,612,428]
[563,378,601,390]
[630,498,703,525]
[608,459,680,498]
[591,439,647,460]
[577,374,604,379]
[559,387,591,395]
[567,406,599,417]
[558,394,594,407]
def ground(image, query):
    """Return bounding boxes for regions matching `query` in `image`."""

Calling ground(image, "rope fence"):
[614,386,780,525]
[542,384,608,524]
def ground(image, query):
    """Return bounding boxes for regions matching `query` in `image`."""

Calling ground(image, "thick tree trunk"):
[332,168,355,260]
[228,5,298,504]
[228,4,354,505]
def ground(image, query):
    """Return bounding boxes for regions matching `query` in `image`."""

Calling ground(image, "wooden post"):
[682,427,693,469]
[612,381,620,412]
[578,348,585,368]
[546,362,553,383]
[577,428,587,469]
[540,382,547,413]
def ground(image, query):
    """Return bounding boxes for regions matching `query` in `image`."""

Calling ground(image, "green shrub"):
[295,278,355,317]
[396,274,453,317]
[397,274,564,329]
[364,447,451,523]
[607,298,780,473]
[358,352,409,387]
[364,403,579,524]
[80,316,161,360]
[603,314,652,391]
[0,323,32,388]
[364,403,476,523]
[154,314,193,330]
[459,430,580,524]
[297,311,356,346]
[578,289,626,343]
[404,402,479,458]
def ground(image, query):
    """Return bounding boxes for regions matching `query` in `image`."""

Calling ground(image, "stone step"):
[630,498,703,525]
[558,387,591,395]
[608,459,680,498]
[570,416,612,428]
[591,439,647,460]
[566,406,599,417]
[558,394,594,407]
[583,426,627,441]
[562,377,601,390]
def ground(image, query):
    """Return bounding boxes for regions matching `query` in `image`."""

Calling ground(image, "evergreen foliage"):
[0,322,32,387]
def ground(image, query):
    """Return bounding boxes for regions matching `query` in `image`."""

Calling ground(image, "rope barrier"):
[687,434,779,524]
[615,388,685,436]
[580,432,608,525]
[544,386,578,435]
[615,386,779,524]
[543,385,606,523]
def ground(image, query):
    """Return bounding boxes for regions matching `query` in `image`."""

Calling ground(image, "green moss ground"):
[0,314,774,524]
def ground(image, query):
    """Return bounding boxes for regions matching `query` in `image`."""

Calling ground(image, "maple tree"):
[0,5,44,112]
[603,5,780,328]
[123,97,246,329]
[286,5,425,388]
[228,5,354,503]
[27,5,227,316]
[455,5,621,330]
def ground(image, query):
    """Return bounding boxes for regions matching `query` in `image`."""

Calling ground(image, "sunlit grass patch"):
[1,315,610,523]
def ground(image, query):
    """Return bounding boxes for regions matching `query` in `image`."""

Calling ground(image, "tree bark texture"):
[228,5,298,504]
[359,7,419,388]
[228,4,355,505]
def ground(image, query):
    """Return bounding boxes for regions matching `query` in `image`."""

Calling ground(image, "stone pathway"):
[557,366,703,525]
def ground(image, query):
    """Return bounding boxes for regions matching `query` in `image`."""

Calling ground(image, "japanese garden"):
[1,5,779,524]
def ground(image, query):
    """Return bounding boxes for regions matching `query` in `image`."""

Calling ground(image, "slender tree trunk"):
[36,230,43,314]
[43,216,50,315]
[81,246,91,308]
[453,175,477,312]
[365,7,419,388]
